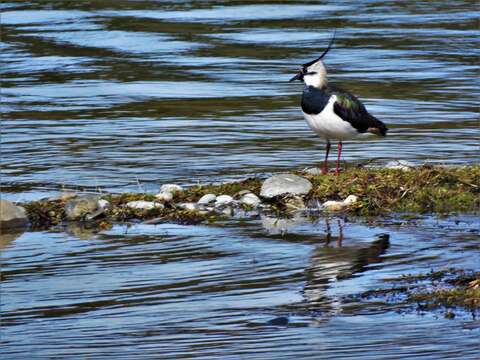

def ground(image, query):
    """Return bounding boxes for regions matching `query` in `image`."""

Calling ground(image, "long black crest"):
[302,30,336,68]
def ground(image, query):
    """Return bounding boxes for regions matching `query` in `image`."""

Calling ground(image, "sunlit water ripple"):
[1,0,479,197]
[2,216,480,358]
[1,1,479,358]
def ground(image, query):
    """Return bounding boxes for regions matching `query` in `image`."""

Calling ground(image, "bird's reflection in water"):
[324,217,344,247]
[260,212,308,235]
[262,214,390,318]
[304,217,390,316]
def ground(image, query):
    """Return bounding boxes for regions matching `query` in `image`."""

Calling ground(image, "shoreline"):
[8,164,477,230]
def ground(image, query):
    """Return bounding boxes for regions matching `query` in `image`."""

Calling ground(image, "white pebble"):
[126,201,163,210]
[304,167,322,175]
[198,194,216,205]
[160,184,183,194]
[385,160,414,171]
[322,195,359,211]
[236,190,252,197]
[343,195,358,205]
[240,193,261,207]
[221,207,234,216]
[97,199,110,209]
[322,200,345,211]
[215,195,234,205]
[155,191,174,202]
[178,202,197,211]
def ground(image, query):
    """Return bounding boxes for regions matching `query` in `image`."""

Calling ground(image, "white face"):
[303,61,327,88]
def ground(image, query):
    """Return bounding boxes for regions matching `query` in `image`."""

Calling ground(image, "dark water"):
[2,216,480,358]
[1,1,480,358]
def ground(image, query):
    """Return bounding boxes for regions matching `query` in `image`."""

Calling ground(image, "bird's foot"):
[321,167,329,175]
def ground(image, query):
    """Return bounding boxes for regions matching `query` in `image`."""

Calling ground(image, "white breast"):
[302,95,358,141]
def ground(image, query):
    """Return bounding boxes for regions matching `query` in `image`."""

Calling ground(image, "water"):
[1,1,479,358]
[2,1,479,198]
[2,216,480,358]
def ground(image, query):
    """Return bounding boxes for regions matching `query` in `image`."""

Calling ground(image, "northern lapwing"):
[290,32,388,175]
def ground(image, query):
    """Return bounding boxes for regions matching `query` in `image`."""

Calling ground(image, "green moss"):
[302,165,479,215]
[23,199,66,228]
[411,287,480,311]
[102,192,156,205]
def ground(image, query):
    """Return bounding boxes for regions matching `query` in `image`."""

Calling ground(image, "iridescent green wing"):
[328,85,370,133]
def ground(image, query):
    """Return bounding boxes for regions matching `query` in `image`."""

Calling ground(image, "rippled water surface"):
[2,216,480,358]
[2,0,479,197]
[1,1,479,358]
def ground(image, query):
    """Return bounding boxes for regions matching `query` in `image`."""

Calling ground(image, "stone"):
[221,207,234,216]
[216,195,234,205]
[321,200,345,211]
[159,184,183,194]
[155,191,174,202]
[198,194,216,205]
[260,173,312,199]
[126,201,163,210]
[65,195,101,220]
[235,189,252,198]
[385,160,415,171]
[85,209,106,221]
[0,199,28,229]
[177,202,197,211]
[232,208,248,218]
[97,199,110,209]
[343,195,358,205]
[322,195,358,211]
[240,193,261,207]
[304,167,322,176]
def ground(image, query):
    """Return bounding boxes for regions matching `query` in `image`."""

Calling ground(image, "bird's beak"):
[289,71,303,82]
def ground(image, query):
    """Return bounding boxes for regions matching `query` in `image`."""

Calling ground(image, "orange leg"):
[322,141,331,175]
[335,141,342,176]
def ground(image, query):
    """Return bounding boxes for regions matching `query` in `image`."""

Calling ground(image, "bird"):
[290,32,388,175]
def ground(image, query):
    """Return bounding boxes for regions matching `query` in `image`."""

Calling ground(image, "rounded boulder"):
[260,174,312,199]
[0,199,28,229]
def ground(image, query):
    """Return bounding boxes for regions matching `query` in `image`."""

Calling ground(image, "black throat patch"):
[301,85,330,115]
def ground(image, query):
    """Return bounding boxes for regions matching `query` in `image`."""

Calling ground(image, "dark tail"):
[367,116,388,137]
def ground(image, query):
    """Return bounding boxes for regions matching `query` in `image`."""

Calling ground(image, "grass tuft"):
[301,165,479,215]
